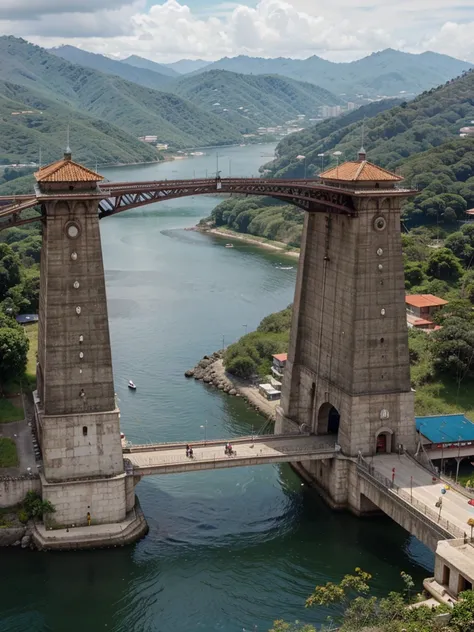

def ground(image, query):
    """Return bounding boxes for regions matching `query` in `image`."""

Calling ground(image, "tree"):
[445,232,474,265]
[225,355,256,379]
[0,326,29,386]
[0,243,21,301]
[432,317,474,378]
[426,248,463,282]
[404,262,425,288]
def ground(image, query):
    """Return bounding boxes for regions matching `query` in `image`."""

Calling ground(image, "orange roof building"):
[35,151,103,191]
[320,149,403,188]
[405,295,448,309]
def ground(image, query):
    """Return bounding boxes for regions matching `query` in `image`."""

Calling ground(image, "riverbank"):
[185,353,279,421]
[196,225,300,259]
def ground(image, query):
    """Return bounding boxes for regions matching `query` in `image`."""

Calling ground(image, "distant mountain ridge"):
[187,49,472,98]
[0,36,241,150]
[50,46,175,91]
[164,59,210,74]
[121,55,179,77]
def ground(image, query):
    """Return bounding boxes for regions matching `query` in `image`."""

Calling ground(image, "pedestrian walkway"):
[371,454,474,537]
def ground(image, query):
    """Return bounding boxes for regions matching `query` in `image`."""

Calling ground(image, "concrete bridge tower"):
[276,152,417,507]
[33,151,133,528]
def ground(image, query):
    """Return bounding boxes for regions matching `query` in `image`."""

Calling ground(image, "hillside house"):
[406,294,448,331]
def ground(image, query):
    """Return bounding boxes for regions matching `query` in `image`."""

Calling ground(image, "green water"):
[0,144,433,632]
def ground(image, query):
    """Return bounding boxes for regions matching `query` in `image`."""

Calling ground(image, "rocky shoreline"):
[185,352,278,422]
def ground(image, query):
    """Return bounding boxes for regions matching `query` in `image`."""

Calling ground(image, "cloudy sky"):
[1,0,473,63]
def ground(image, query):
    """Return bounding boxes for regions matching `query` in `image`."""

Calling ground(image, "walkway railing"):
[357,455,466,540]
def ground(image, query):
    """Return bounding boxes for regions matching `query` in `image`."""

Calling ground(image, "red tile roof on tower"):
[405,294,448,308]
[320,160,403,182]
[35,156,103,183]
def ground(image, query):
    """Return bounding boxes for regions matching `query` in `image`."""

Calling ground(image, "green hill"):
[190,49,472,99]
[266,68,474,179]
[0,80,158,166]
[0,36,242,149]
[50,46,176,91]
[172,70,341,132]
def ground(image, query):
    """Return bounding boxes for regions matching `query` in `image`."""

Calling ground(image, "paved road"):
[372,454,474,536]
[126,435,337,475]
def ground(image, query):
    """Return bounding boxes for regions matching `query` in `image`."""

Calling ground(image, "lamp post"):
[456,436,462,483]
[229,158,232,177]
[410,476,413,503]
[242,324,248,335]
[318,153,325,173]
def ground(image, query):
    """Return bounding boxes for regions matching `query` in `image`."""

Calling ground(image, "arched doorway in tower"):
[375,428,394,454]
[317,402,340,436]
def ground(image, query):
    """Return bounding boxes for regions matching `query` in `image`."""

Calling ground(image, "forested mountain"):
[172,70,341,132]
[165,59,210,74]
[121,55,179,78]
[266,68,474,180]
[0,37,241,149]
[189,49,471,98]
[0,80,158,166]
[50,46,175,91]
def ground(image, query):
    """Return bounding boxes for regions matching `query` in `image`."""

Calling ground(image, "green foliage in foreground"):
[224,306,292,378]
[23,491,55,520]
[270,569,474,632]
[0,437,18,467]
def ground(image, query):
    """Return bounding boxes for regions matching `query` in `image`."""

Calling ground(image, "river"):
[0,144,433,632]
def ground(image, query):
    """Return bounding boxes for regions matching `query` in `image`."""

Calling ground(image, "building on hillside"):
[406,294,448,331]
[272,353,287,379]
[258,383,281,401]
[416,414,474,477]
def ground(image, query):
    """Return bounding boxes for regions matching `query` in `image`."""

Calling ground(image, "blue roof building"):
[416,414,474,445]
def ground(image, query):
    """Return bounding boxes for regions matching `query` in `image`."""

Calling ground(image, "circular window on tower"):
[374,216,387,232]
[65,221,81,240]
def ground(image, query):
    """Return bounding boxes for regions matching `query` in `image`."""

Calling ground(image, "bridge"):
[5,147,461,560]
[123,434,338,476]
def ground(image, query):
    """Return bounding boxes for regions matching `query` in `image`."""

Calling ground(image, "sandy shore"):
[197,226,300,260]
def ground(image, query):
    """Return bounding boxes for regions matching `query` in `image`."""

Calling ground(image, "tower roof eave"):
[320,160,403,183]
[35,157,104,184]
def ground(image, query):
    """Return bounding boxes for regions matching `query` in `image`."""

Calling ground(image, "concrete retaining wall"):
[0,477,41,508]
[41,472,127,527]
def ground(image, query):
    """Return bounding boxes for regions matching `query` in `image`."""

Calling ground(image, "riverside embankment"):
[186,352,279,421]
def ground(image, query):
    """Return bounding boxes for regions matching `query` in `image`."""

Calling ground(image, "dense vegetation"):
[266,67,474,181]
[191,49,471,99]
[271,568,474,632]
[0,36,242,153]
[224,306,292,378]
[206,197,303,247]
[0,80,159,166]
[173,70,340,132]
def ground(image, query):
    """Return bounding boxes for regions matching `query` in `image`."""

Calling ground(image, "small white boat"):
[225,243,234,248]
[128,380,137,390]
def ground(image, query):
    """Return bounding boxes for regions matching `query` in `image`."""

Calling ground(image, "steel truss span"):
[0,177,357,231]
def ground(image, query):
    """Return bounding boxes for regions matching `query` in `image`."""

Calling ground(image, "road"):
[372,454,474,536]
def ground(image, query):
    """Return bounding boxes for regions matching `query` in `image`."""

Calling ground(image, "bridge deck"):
[124,435,336,476]
[371,454,474,538]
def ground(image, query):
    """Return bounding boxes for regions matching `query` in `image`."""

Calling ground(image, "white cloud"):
[423,21,474,63]
[2,0,474,63]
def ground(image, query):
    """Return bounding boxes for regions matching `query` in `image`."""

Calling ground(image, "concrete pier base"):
[32,497,148,551]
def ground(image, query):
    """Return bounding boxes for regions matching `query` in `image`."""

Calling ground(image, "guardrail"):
[123,433,314,453]
[357,456,465,539]
[127,443,337,470]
